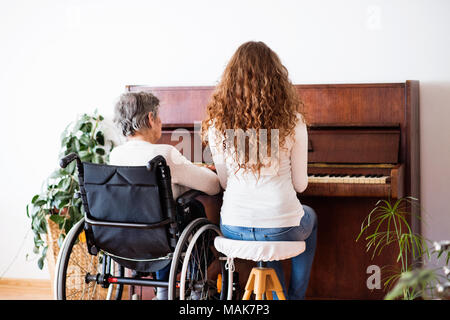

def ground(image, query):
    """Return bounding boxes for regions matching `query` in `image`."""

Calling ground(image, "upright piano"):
[126,81,420,299]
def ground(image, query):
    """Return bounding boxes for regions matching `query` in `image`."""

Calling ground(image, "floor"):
[0,278,53,300]
[0,278,136,300]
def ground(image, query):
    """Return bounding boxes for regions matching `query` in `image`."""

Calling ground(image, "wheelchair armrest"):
[176,189,206,207]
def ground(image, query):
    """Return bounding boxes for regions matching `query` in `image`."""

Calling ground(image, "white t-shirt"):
[208,114,308,228]
[109,140,221,199]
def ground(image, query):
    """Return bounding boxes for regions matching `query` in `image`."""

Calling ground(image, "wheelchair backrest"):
[78,156,177,272]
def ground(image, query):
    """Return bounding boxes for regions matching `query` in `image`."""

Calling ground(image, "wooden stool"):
[243,265,286,300]
[214,237,306,300]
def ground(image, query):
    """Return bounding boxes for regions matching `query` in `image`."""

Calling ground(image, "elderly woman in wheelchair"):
[55,92,227,300]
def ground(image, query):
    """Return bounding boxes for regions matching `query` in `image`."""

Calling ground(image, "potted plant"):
[356,197,428,299]
[357,197,450,299]
[26,111,117,279]
[384,240,450,300]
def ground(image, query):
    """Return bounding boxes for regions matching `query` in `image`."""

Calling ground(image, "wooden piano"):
[126,81,420,299]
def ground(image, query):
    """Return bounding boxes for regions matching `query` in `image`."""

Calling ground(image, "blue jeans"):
[220,205,318,300]
[156,263,170,281]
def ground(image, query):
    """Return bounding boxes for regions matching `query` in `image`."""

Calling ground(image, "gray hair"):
[113,92,160,137]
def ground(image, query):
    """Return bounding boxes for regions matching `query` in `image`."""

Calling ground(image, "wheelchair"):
[54,153,231,300]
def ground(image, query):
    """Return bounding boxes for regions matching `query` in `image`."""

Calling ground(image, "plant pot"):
[45,215,61,294]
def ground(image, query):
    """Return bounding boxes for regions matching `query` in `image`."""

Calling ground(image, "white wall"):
[0,0,449,279]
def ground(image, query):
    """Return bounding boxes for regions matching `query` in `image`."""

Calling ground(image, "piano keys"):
[308,174,390,184]
[304,163,404,199]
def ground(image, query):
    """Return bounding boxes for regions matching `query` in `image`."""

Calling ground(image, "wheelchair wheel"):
[179,223,224,300]
[168,217,223,300]
[55,218,124,300]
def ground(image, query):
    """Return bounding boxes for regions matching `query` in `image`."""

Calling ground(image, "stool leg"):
[243,290,252,300]
[243,270,256,300]
[265,290,273,300]
[267,269,286,300]
[275,290,286,300]
[253,269,267,300]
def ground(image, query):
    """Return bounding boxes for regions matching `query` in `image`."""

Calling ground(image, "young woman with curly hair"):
[202,41,317,300]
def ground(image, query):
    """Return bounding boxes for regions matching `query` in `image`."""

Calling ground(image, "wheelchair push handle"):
[147,155,167,171]
[60,152,81,169]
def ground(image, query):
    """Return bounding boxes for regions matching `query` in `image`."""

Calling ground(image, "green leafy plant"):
[385,241,450,300]
[384,266,439,300]
[27,112,115,269]
[356,196,431,299]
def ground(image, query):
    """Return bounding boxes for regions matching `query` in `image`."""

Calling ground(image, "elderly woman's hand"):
[193,162,216,172]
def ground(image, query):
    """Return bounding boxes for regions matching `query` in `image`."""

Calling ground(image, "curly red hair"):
[202,41,306,174]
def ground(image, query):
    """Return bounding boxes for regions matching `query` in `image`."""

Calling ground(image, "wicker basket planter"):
[45,216,61,291]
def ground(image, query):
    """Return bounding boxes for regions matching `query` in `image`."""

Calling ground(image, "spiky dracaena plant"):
[356,197,432,299]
